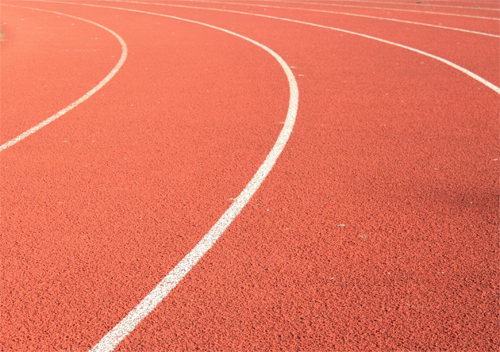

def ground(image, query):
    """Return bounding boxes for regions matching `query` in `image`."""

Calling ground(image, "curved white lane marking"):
[0,2,297,350]
[218,0,500,4]
[174,0,500,20]
[118,0,500,37]
[274,0,500,11]
[0,5,128,152]
[98,0,500,94]
[76,6,297,352]
[68,0,499,349]
[278,0,500,20]
[423,0,498,1]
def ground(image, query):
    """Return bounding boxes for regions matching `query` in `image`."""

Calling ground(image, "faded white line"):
[172,0,500,20]
[98,0,500,94]
[125,0,500,37]
[0,5,128,152]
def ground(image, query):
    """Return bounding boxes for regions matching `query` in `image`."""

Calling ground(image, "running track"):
[1,0,499,350]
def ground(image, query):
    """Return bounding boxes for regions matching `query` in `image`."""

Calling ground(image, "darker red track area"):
[1,0,498,351]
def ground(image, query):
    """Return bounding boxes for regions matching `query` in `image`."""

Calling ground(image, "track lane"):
[223,0,500,6]
[1,0,498,351]
[0,6,123,144]
[302,0,500,11]
[216,1,500,86]
[1,2,292,350]
[79,1,497,351]
[94,0,500,87]
[230,0,500,18]
[264,0,500,11]
[83,7,298,351]
[140,0,500,37]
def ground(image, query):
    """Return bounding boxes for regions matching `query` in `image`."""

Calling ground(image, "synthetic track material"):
[132,0,500,38]
[81,6,299,351]
[91,0,500,88]
[1,0,498,351]
[229,0,500,20]
[0,5,127,151]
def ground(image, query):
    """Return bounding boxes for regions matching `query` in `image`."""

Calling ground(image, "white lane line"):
[172,0,500,20]
[11,3,299,351]
[423,0,498,1]
[129,0,500,37]
[276,0,500,20]
[284,0,500,11]
[212,0,500,3]
[98,0,500,94]
[0,5,128,152]
[212,0,500,7]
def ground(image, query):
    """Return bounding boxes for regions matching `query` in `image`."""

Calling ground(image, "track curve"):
[0,4,127,151]
[1,0,498,351]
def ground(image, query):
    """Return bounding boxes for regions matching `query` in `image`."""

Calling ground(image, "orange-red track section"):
[1,1,498,351]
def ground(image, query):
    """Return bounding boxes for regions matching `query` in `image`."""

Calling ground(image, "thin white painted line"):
[229,0,500,6]
[276,0,500,20]
[97,0,500,94]
[0,5,128,152]
[172,0,500,20]
[125,0,500,37]
[309,0,499,1]
[282,0,500,11]
[9,3,299,352]
[217,0,500,2]
[209,0,500,6]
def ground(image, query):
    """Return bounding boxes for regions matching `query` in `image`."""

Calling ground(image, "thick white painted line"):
[173,0,500,20]
[0,5,128,152]
[131,0,500,37]
[99,0,500,94]
[10,4,299,352]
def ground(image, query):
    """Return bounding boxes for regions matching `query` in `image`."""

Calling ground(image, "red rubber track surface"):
[302,0,500,10]
[1,0,498,351]
[262,0,500,14]
[0,6,121,143]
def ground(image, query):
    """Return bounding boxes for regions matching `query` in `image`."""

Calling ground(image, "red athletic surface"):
[1,0,498,351]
